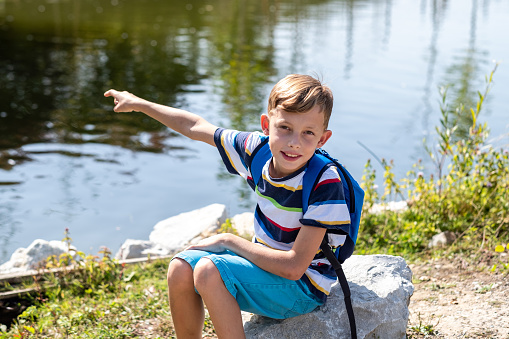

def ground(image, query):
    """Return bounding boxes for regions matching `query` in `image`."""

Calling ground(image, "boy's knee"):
[167,258,193,288]
[193,258,221,293]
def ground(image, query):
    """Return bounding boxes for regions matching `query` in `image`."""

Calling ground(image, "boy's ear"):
[260,114,270,135]
[317,130,332,148]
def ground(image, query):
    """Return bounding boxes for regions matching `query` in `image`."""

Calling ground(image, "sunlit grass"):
[1,255,216,338]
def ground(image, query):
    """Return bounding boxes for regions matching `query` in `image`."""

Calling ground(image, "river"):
[1,0,508,263]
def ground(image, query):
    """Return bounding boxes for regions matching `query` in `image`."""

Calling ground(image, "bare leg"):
[194,258,246,339]
[167,258,205,339]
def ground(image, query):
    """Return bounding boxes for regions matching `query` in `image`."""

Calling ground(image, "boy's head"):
[267,74,333,129]
[261,74,334,178]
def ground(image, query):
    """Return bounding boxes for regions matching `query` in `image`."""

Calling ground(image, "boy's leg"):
[167,258,205,338]
[194,258,246,339]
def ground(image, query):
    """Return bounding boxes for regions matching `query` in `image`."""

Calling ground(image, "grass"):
[474,283,494,294]
[1,256,215,338]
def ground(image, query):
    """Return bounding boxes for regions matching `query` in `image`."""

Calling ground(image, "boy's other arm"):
[104,89,217,146]
[186,226,326,281]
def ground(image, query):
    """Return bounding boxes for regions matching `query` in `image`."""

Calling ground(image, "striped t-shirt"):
[214,128,351,302]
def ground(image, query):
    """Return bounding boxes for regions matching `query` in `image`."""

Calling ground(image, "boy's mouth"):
[282,151,301,159]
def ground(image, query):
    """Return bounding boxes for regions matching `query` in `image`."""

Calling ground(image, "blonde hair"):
[267,74,333,128]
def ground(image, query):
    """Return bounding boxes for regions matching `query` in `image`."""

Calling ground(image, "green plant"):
[42,229,124,298]
[360,159,379,214]
[2,258,177,338]
[407,312,440,337]
[219,218,238,235]
[357,66,509,265]
[475,283,494,294]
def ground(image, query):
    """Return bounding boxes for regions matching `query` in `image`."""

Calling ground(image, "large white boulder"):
[243,255,414,339]
[149,204,227,251]
[0,239,75,274]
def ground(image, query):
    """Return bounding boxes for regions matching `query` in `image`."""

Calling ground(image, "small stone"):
[428,231,456,248]
[419,275,431,281]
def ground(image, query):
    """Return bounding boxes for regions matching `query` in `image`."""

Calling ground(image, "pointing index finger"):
[104,89,117,97]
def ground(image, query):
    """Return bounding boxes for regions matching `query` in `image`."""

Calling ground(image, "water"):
[1,0,508,264]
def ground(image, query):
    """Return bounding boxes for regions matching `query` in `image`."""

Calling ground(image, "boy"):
[104,74,350,339]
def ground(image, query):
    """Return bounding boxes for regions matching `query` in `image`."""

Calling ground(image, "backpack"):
[249,138,364,339]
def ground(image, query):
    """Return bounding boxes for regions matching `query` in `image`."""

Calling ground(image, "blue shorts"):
[173,249,323,319]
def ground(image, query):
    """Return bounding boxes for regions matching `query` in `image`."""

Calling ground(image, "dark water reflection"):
[0,0,280,161]
[0,0,508,263]
[1,0,206,156]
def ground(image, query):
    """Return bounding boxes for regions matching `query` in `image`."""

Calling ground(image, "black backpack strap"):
[321,237,357,339]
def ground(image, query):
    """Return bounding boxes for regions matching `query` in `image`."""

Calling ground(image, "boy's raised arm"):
[104,89,218,147]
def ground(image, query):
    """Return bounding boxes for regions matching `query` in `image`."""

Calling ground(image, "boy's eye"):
[305,130,315,136]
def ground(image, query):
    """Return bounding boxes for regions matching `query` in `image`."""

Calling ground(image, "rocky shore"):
[0,203,415,338]
[0,204,239,274]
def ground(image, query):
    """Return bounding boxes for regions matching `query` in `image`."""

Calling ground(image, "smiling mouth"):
[282,152,300,158]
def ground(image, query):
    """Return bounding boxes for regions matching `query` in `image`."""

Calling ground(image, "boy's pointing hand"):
[104,89,142,113]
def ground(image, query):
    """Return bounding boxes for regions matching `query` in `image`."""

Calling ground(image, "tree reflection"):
[420,0,448,146]
[0,0,210,163]
[419,0,490,150]
[0,0,345,163]
[442,0,489,141]
[0,36,54,151]
[206,0,277,132]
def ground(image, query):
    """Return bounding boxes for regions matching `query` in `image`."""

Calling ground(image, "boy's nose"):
[287,133,301,148]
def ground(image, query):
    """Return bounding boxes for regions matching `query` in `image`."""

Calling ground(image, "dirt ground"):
[408,256,509,338]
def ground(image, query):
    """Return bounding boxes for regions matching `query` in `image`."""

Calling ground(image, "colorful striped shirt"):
[214,128,351,302]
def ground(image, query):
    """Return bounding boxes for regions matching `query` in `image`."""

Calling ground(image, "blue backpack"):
[249,139,364,339]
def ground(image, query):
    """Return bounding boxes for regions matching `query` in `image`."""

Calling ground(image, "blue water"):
[1,0,508,264]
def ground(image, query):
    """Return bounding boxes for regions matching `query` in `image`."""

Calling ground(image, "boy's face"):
[261,106,332,178]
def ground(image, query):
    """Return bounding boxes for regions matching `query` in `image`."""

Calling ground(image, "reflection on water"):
[0,0,283,155]
[442,0,489,141]
[0,0,508,263]
[0,0,208,155]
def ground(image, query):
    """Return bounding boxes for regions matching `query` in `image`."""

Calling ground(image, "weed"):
[219,218,238,235]
[408,313,440,337]
[43,230,123,298]
[475,283,494,294]
[430,283,443,291]
[357,66,509,267]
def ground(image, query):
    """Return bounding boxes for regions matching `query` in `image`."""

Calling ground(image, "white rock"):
[115,239,173,260]
[428,231,456,248]
[243,255,414,339]
[0,239,75,274]
[149,204,227,251]
[370,201,408,214]
[231,212,255,239]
